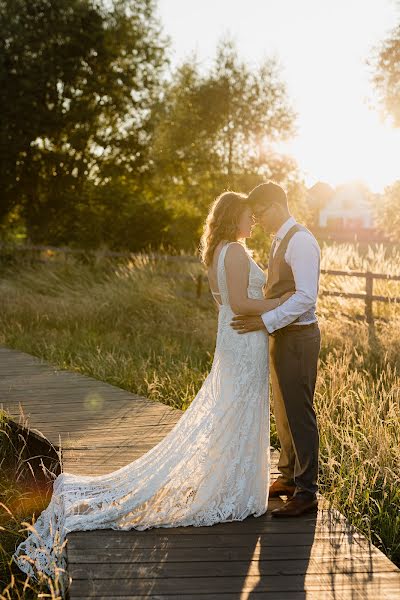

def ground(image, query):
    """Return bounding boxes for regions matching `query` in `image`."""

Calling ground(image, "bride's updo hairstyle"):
[199,191,250,267]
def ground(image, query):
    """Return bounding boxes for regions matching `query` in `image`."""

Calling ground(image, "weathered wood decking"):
[1,346,399,599]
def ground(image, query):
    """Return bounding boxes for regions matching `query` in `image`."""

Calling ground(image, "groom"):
[231,181,321,517]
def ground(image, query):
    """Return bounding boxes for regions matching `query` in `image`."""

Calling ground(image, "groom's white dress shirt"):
[261,216,320,334]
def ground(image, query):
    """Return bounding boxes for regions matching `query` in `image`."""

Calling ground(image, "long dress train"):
[12,242,270,594]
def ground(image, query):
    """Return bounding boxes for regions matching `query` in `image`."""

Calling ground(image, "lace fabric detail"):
[12,242,270,595]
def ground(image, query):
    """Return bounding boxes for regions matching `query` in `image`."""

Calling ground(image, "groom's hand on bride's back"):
[230,315,265,334]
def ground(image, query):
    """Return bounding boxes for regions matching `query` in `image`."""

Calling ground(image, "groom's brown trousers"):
[269,321,321,497]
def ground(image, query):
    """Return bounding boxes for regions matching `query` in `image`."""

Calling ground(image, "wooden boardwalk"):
[1,346,399,599]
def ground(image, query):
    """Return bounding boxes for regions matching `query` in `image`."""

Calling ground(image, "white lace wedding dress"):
[13,242,270,593]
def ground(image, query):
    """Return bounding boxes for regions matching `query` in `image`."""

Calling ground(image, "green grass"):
[0,254,214,410]
[0,243,399,596]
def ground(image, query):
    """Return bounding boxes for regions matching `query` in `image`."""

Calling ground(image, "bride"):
[12,191,293,593]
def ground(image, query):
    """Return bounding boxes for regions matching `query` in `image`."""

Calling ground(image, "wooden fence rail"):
[190,270,400,324]
[1,243,399,323]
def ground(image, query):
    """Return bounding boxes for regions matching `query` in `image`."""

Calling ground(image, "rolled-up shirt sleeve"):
[261,232,320,334]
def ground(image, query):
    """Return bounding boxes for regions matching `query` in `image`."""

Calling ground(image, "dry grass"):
[0,241,399,596]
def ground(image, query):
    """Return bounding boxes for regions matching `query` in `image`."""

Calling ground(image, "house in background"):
[307,182,335,226]
[318,183,374,229]
[307,181,383,242]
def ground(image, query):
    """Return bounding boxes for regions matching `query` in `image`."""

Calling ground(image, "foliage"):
[0,12,303,250]
[0,0,168,242]
[372,180,400,242]
[370,23,400,127]
[148,39,300,248]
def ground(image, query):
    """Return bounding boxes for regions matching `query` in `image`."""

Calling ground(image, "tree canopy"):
[369,21,400,239]
[0,0,167,242]
[1,2,306,251]
[370,24,400,127]
[148,40,300,248]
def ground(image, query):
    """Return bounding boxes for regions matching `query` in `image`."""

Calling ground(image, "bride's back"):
[207,241,227,306]
[207,241,266,311]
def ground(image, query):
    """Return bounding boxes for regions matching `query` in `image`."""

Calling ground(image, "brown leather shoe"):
[269,479,296,498]
[271,494,318,517]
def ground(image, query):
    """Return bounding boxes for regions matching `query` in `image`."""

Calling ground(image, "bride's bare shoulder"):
[225,242,250,266]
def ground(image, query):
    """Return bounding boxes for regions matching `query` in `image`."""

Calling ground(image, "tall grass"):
[0,242,399,596]
[316,344,400,561]
[319,242,400,322]
[0,255,214,410]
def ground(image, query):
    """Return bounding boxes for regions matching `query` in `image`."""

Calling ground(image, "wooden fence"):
[318,269,400,323]
[193,269,400,323]
[1,243,400,323]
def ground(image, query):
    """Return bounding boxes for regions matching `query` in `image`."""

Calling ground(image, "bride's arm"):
[225,243,287,315]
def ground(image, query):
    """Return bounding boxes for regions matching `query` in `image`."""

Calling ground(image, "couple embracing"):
[13,181,321,588]
[203,180,321,518]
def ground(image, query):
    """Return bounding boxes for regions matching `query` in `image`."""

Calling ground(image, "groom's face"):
[253,201,279,232]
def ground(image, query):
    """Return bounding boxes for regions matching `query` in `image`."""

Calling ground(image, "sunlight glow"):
[264,112,400,192]
[84,391,105,411]
[158,0,400,192]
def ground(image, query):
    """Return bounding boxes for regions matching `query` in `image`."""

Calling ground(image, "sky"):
[156,0,400,192]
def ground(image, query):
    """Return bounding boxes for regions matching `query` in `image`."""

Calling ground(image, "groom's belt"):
[270,321,318,336]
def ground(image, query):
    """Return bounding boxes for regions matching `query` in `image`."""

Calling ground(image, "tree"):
[374,180,400,241]
[0,0,168,242]
[71,177,174,251]
[149,39,299,249]
[368,23,400,240]
[207,39,296,183]
[370,24,400,127]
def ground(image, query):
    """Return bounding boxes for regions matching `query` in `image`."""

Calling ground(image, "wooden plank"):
[65,532,377,549]
[1,400,172,412]
[68,558,400,578]
[67,595,341,600]
[2,408,179,424]
[64,594,348,600]
[0,395,174,410]
[5,417,180,429]
[65,573,400,595]
[66,545,388,563]
[64,523,366,538]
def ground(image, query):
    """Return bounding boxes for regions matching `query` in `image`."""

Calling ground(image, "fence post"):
[196,274,203,298]
[365,271,373,324]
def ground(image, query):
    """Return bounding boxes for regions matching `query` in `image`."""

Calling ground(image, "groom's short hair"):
[248,181,288,209]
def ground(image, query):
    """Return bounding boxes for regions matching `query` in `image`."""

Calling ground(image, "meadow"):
[0,241,399,596]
